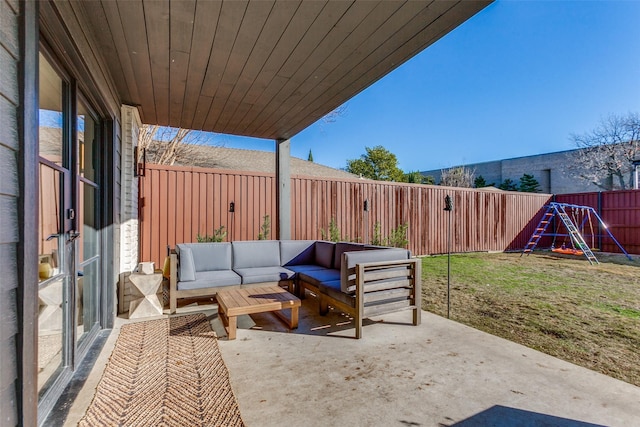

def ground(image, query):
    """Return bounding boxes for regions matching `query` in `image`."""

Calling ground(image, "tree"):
[346,145,404,181]
[498,178,518,191]
[307,149,314,162]
[569,112,640,190]
[321,104,347,124]
[423,175,436,185]
[439,166,475,188]
[518,173,541,192]
[403,171,434,184]
[474,175,487,188]
[138,125,208,165]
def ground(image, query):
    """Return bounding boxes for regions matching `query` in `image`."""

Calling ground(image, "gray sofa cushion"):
[285,264,326,274]
[234,266,295,285]
[179,242,233,272]
[280,240,316,266]
[333,242,365,270]
[176,245,196,281]
[314,241,335,269]
[298,268,340,287]
[341,248,410,293]
[177,270,241,291]
[232,240,281,269]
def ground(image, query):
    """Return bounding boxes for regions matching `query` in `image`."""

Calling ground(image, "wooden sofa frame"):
[298,258,421,339]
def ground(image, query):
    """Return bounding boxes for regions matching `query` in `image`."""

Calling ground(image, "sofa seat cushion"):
[285,264,326,274]
[177,270,241,291]
[318,280,355,308]
[298,268,340,287]
[232,240,281,269]
[234,266,295,285]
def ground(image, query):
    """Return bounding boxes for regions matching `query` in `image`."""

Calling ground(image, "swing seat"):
[551,247,584,256]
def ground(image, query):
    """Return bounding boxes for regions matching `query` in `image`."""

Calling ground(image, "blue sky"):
[198,1,640,172]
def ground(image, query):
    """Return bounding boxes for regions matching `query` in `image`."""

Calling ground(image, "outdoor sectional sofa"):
[169,240,421,338]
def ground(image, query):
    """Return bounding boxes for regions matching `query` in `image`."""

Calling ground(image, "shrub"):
[370,221,409,248]
[196,225,226,242]
[386,222,409,248]
[257,215,271,240]
[320,218,343,242]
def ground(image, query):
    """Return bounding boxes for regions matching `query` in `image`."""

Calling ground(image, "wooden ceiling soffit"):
[80,0,492,139]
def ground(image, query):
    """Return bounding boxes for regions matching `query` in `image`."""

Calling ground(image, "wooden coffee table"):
[216,285,301,340]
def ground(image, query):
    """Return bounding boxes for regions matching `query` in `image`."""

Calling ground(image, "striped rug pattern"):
[79,314,244,426]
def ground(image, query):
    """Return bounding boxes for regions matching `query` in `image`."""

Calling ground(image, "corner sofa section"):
[169,240,421,338]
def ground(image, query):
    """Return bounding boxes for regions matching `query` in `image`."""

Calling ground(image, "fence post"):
[597,192,603,250]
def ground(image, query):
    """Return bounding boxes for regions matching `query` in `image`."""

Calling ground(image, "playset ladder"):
[555,205,599,265]
[521,204,555,255]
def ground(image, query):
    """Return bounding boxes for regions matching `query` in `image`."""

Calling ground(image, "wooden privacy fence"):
[139,164,551,267]
[556,190,640,255]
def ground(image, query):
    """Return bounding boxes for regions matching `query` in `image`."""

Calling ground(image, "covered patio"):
[62,300,640,426]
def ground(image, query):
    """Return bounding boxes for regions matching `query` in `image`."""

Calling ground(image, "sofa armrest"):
[354,258,421,338]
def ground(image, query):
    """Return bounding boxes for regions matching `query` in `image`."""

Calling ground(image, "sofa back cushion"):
[280,240,316,266]
[177,242,231,271]
[314,241,335,269]
[341,248,410,293]
[232,240,281,269]
[333,242,365,270]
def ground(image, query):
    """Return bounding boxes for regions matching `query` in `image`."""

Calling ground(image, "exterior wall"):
[119,106,140,272]
[0,1,129,423]
[422,149,617,194]
[117,105,141,314]
[0,0,21,423]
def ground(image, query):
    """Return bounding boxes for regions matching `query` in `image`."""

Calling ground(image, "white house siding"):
[0,0,20,424]
[118,106,141,314]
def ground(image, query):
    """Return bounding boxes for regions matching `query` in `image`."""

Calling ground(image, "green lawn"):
[420,251,640,386]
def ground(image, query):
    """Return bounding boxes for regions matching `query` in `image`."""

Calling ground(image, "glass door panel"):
[37,164,65,393]
[37,53,72,397]
[76,98,101,346]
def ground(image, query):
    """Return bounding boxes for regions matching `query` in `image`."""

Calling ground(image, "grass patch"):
[421,252,640,386]
[597,303,640,319]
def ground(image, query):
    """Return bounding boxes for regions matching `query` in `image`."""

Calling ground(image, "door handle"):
[68,231,81,242]
[46,233,62,241]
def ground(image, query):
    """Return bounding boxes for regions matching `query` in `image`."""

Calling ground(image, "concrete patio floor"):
[63,296,640,426]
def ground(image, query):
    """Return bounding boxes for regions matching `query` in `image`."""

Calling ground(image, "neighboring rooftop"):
[149,141,358,179]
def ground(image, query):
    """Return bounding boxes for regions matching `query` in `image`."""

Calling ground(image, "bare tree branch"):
[440,166,475,188]
[138,125,216,166]
[569,112,640,190]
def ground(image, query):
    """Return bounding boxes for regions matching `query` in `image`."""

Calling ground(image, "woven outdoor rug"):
[79,314,244,426]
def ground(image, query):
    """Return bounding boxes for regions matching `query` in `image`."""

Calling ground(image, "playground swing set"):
[522,202,632,265]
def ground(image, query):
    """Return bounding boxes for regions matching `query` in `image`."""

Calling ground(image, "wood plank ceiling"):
[81,0,491,140]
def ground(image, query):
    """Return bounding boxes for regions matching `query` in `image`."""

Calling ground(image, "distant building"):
[421,147,640,194]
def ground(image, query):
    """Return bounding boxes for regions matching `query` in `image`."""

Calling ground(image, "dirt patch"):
[421,252,640,386]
